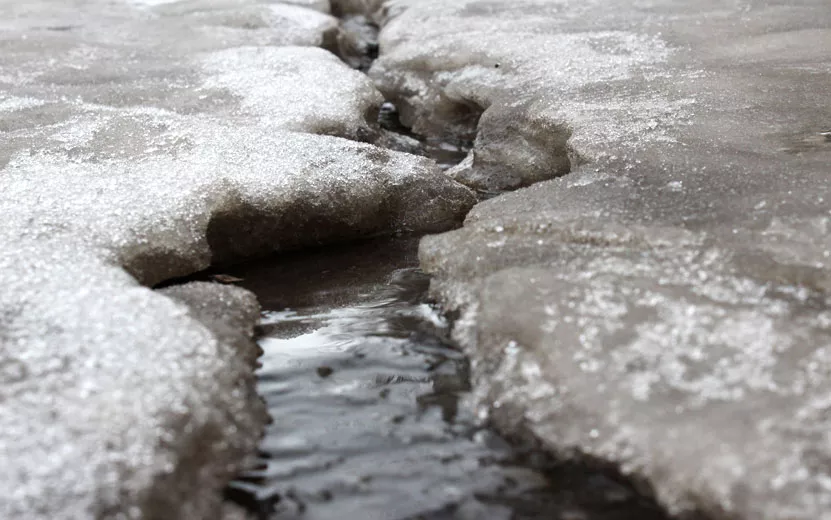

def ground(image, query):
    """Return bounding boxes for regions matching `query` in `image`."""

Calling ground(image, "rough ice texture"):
[201,46,383,140]
[0,0,475,517]
[369,0,677,191]
[363,0,831,519]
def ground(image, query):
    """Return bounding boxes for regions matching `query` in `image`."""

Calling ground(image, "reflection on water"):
[226,239,671,520]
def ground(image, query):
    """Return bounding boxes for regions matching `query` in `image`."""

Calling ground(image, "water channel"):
[223,238,670,520]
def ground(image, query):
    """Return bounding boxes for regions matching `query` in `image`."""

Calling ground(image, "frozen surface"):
[0,0,474,517]
[369,0,677,191]
[358,0,831,519]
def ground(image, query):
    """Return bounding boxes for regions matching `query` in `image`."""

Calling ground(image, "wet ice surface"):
[0,0,481,516]
[225,239,671,520]
[369,1,831,518]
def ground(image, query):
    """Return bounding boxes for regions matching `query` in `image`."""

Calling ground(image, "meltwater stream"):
[224,239,671,520]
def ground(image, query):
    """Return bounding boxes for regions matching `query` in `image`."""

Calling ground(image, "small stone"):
[211,274,244,284]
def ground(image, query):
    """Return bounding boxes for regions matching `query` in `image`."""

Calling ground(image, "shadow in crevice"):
[326,5,479,175]
[328,0,579,198]
[377,100,476,172]
[489,411,714,520]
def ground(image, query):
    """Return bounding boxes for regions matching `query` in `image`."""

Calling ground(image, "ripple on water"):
[225,239,671,520]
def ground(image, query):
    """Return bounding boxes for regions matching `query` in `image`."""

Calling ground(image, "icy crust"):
[421,216,831,520]
[368,0,677,191]
[1,111,473,283]
[201,46,383,140]
[0,0,475,517]
[395,0,831,518]
[0,245,266,519]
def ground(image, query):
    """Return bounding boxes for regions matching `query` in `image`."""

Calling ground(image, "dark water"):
[224,239,671,520]
[377,101,475,173]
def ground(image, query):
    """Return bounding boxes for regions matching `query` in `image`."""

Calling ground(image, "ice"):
[201,46,382,139]
[369,1,675,191]
[152,2,339,47]
[362,0,831,518]
[420,212,831,520]
[0,245,267,519]
[0,0,474,517]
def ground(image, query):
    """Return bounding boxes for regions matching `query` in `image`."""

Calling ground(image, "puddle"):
[224,238,671,520]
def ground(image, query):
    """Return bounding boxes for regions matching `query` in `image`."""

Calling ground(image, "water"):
[222,18,669,518]
[376,101,474,173]
[224,238,671,520]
